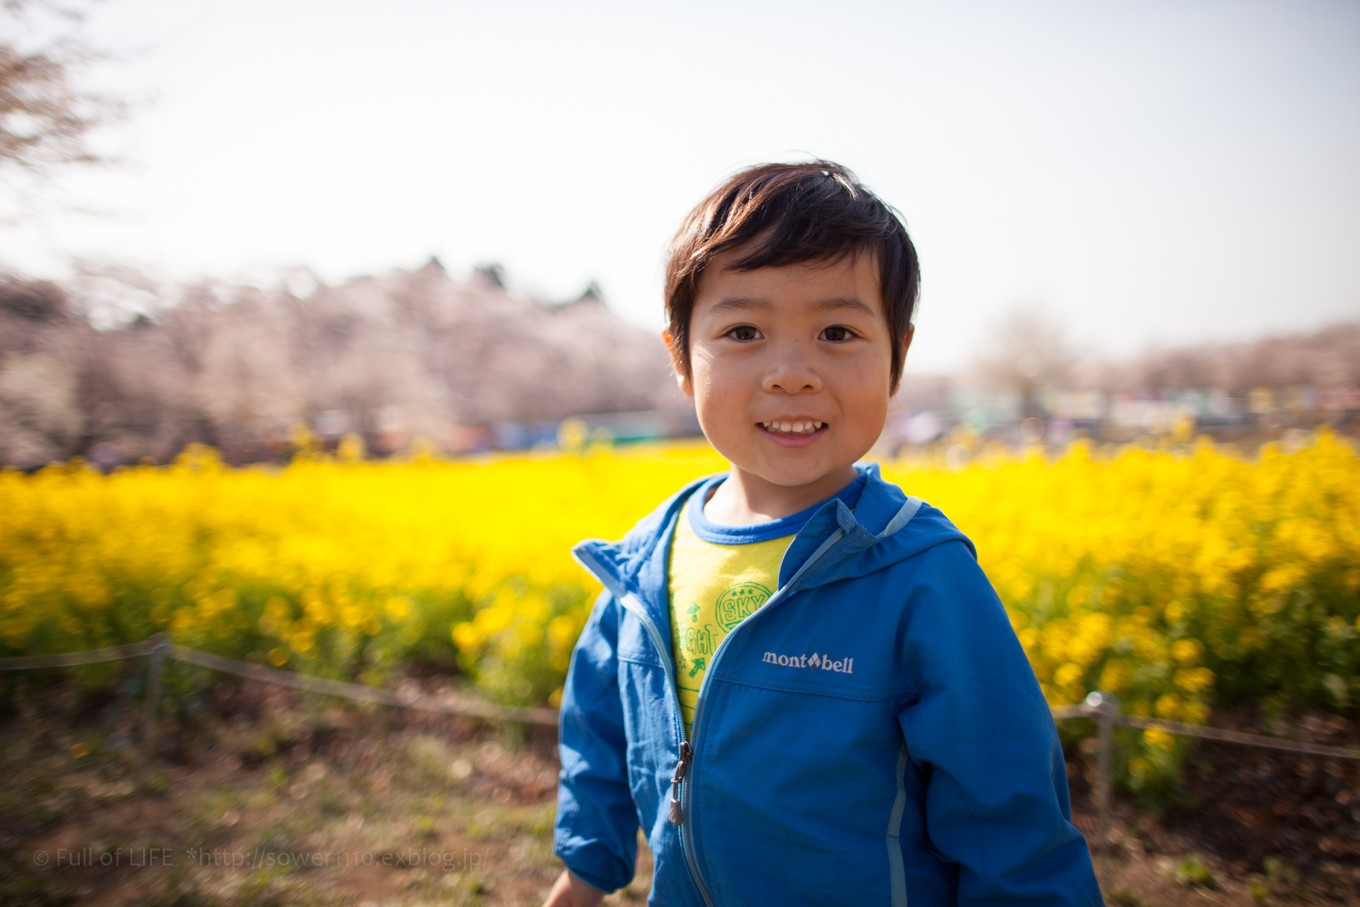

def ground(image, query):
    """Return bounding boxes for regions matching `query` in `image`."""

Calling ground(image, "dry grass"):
[0,672,1351,906]
[0,675,653,906]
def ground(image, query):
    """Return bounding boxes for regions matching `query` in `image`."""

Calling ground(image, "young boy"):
[543,162,1103,906]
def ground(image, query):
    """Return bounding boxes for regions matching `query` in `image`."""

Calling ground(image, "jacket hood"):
[572,462,973,604]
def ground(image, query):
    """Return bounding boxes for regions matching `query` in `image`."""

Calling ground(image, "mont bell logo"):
[762,650,854,674]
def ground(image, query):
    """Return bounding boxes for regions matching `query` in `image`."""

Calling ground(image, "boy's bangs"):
[703,171,895,271]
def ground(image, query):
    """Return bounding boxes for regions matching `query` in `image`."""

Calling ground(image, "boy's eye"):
[821,326,854,342]
[727,326,761,341]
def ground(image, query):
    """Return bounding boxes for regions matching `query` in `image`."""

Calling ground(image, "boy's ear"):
[891,324,916,396]
[662,329,694,397]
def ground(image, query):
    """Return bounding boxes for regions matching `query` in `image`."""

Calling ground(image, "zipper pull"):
[668,740,692,826]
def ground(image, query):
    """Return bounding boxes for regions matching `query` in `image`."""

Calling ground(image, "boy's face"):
[666,249,910,505]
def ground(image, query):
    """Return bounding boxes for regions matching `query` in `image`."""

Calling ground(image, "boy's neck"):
[704,464,861,526]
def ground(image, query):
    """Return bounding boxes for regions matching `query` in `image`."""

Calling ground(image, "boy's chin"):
[730,461,859,492]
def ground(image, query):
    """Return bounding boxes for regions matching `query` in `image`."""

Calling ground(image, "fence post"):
[143,634,170,760]
[1084,690,1119,850]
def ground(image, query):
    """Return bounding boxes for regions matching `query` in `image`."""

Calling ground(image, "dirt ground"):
[1067,708,1360,907]
[0,673,1355,906]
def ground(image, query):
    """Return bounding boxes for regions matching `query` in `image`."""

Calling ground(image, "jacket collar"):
[571,463,968,630]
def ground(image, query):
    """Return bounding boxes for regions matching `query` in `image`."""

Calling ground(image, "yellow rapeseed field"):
[2,433,1357,787]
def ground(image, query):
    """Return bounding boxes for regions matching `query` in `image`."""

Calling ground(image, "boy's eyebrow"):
[708,296,773,314]
[813,297,877,317]
[707,296,877,317]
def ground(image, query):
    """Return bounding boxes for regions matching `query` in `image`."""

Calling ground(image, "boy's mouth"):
[759,420,825,436]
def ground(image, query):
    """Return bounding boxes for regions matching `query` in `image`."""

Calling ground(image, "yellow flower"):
[1170,639,1203,666]
[1098,660,1130,695]
[1180,701,1209,725]
[548,615,580,649]
[385,596,412,622]
[1054,662,1085,690]
[1174,667,1215,695]
[451,622,483,652]
[0,435,1352,720]
[1142,728,1176,751]
[516,623,543,647]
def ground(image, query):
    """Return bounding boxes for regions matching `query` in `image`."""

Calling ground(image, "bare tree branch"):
[0,0,125,217]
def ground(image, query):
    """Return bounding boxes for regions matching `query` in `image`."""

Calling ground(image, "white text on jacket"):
[762,651,854,674]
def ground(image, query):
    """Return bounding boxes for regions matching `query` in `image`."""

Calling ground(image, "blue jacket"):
[555,464,1102,906]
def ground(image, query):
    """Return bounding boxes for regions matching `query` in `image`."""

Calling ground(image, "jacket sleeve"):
[553,589,640,893]
[896,541,1104,906]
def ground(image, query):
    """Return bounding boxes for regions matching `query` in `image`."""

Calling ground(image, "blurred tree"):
[971,302,1076,418]
[0,274,85,467]
[473,262,506,288]
[1,0,124,219]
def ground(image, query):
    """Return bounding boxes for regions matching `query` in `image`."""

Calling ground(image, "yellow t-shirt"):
[667,473,868,737]
[668,500,795,737]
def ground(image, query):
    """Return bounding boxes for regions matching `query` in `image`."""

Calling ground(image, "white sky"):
[5,0,1359,373]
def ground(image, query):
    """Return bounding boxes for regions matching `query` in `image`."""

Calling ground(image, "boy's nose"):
[762,342,822,395]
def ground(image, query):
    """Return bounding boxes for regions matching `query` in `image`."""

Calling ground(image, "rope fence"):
[168,643,558,726]
[0,634,558,736]
[0,639,158,669]
[1056,691,1360,846]
[3,637,1357,846]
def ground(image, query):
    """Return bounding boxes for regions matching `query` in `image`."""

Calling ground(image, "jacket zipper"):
[668,740,692,826]
[678,527,847,906]
[617,590,714,906]
[577,523,847,907]
[571,549,710,904]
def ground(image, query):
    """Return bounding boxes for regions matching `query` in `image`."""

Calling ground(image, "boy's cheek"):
[690,363,739,407]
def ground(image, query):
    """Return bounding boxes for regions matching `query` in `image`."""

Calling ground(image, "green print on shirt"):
[715,582,773,631]
[682,622,718,661]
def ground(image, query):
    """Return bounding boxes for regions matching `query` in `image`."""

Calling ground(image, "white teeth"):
[762,420,824,434]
